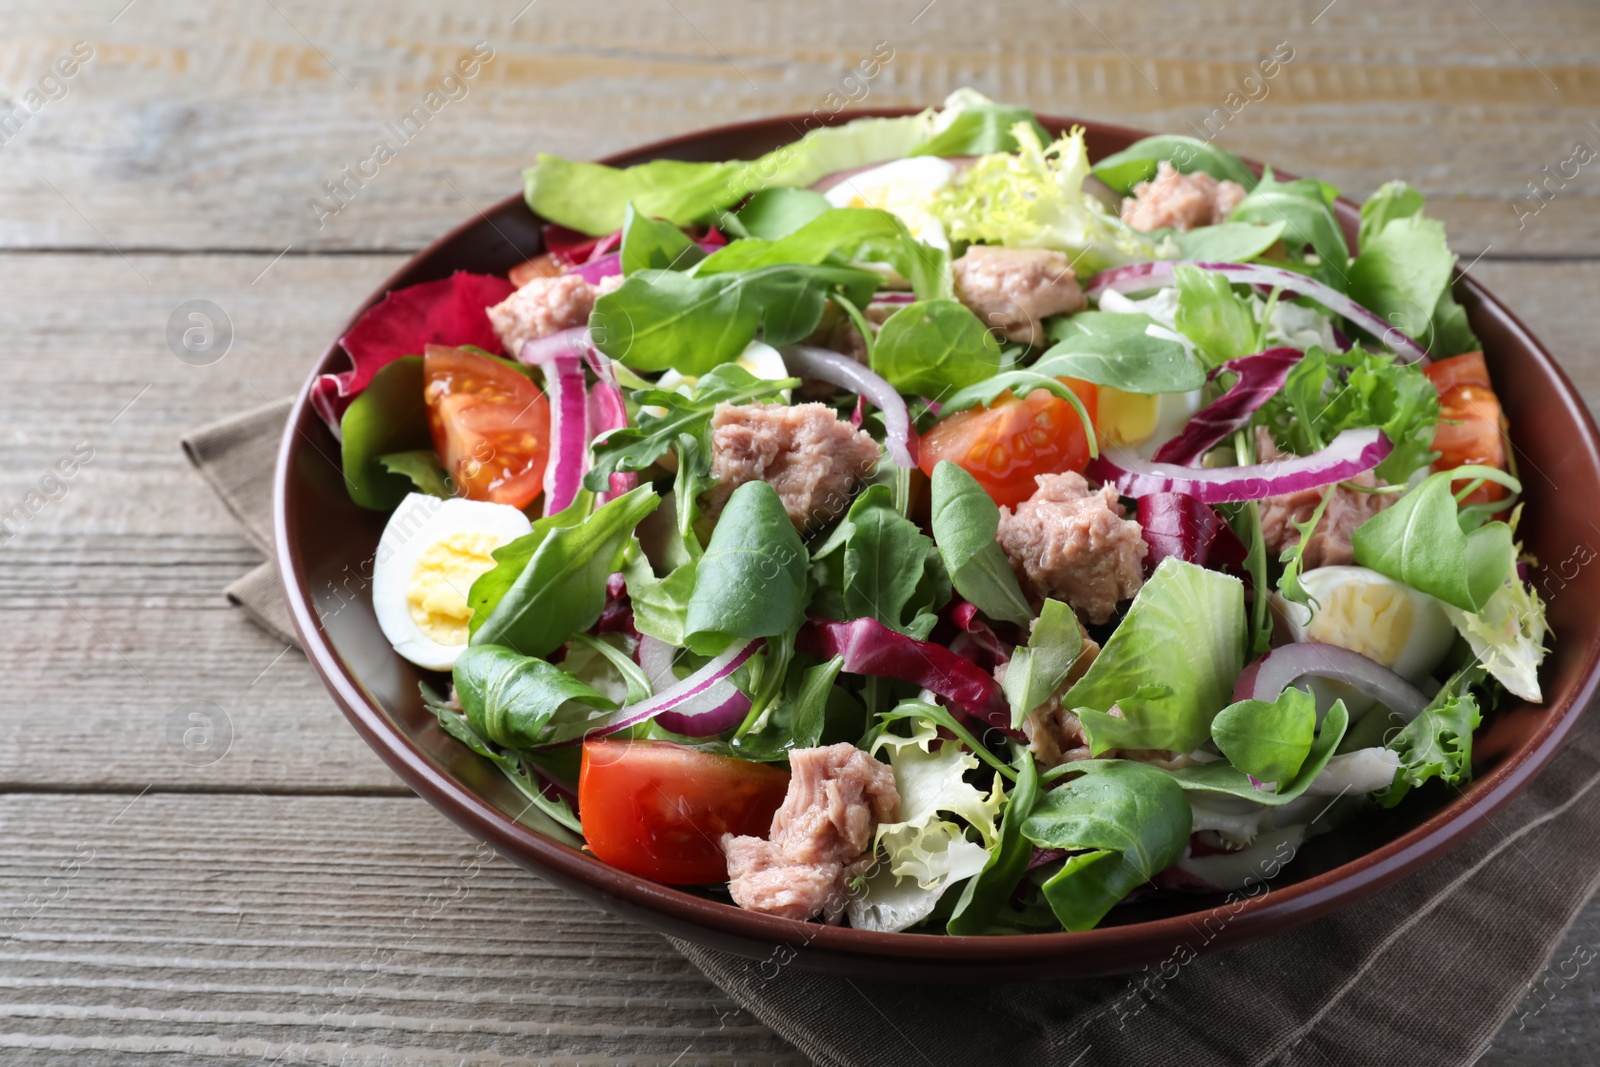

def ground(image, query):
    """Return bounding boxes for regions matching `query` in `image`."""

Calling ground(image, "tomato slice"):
[423,344,550,509]
[1423,352,1506,503]
[918,381,1098,508]
[578,740,791,885]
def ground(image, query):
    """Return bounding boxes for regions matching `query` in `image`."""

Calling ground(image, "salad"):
[316,90,1549,935]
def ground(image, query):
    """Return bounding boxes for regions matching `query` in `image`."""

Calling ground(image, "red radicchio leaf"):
[1151,347,1304,467]
[1135,492,1245,573]
[941,598,1013,669]
[541,223,622,267]
[310,271,515,432]
[796,616,1015,732]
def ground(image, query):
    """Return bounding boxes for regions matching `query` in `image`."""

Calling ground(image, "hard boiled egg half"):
[372,493,532,671]
[1273,566,1455,684]
[823,156,959,250]
[648,340,789,411]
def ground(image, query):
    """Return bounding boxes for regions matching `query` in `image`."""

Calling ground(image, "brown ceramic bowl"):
[275,110,1600,981]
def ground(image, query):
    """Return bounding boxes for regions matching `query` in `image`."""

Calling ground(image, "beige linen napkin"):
[185,401,1600,1067]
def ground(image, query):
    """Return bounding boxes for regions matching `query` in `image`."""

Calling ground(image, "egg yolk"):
[405,531,507,646]
[1305,581,1414,669]
[1095,387,1160,446]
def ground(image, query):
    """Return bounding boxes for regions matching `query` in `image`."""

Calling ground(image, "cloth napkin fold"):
[185,401,1600,1067]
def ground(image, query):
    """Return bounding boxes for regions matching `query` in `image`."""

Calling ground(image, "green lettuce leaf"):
[376,449,451,498]
[619,203,707,274]
[1167,699,1350,804]
[1068,558,1247,755]
[1033,324,1205,393]
[1228,169,1350,291]
[733,187,833,239]
[1439,539,1550,702]
[1172,264,1258,367]
[1381,665,1484,806]
[910,103,1050,157]
[1001,599,1084,729]
[947,752,1041,935]
[1089,134,1257,195]
[1171,220,1287,263]
[1351,181,1480,357]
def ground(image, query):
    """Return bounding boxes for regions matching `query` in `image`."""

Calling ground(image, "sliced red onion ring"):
[1151,348,1304,466]
[782,345,916,468]
[868,292,918,307]
[1235,641,1429,722]
[538,639,760,747]
[1084,261,1430,364]
[1089,428,1390,504]
[636,634,679,694]
[519,337,589,516]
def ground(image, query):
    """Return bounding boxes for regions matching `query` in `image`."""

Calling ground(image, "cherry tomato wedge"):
[578,740,790,885]
[1423,352,1507,504]
[423,344,550,509]
[508,253,563,289]
[918,381,1098,509]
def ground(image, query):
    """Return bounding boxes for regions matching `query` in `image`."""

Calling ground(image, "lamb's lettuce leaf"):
[683,480,810,654]
[452,644,615,750]
[734,187,833,239]
[928,462,1032,625]
[1021,761,1191,931]
[1033,323,1205,393]
[340,355,431,510]
[1210,685,1317,787]
[1172,264,1257,366]
[1171,220,1286,263]
[811,484,949,636]
[376,449,451,498]
[871,298,1003,397]
[1068,558,1247,755]
[1350,181,1480,357]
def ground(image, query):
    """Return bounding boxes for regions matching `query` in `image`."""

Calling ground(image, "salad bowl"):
[275,109,1600,981]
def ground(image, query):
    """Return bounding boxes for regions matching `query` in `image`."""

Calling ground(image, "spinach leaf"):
[340,355,431,510]
[1000,599,1083,728]
[683,480,810,654]
[619,203,707,275]
[1351,468,1519,613]
[585,363,797,492]
[377,449,451,498]
[1089,135,1257,195]
[929,461,1032,626]
[871,298,1003,397]
[1162,699,1350,804]
[732,654,842,762]
[1022,761,1192,931]
[1381,665,1484,806]
[735,187,833,239]
[469,486,661,656]
[911,105,1051,158]
[1229,169,1351,291]
[946,751,1041,935]
[1210,685,1317,787]
[453,644,616,749]
[590,262,882,374]
[815,484,949,635]
[1033,328,1204,394]
[1172,220,1286,263]
[1172,264,1257,367]
[1069,559,1247,755]
[422,683,583,839]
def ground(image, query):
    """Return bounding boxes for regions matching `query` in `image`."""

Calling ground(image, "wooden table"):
[3,1,1596,1062]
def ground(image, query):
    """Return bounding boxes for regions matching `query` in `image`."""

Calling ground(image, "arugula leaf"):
[585,363,796,492]
[1351,467,1520,612]
[695,207,909,275]
[1163,699,1350,804]
[946,752,1041,935]
[1069,558,1247,755]
[1210,686,1317,787]
[1001,599,1084,728]
[1172,264,1258,367]
[1089,134,1258,195]
[377,449,451,498]
[928,461,1032,626]
[683,480,810,654]
[814,484,949,635]
[734,187,833,239]
[911,104,1050,157]
[1229,169,1351,291]
[590,262,881,374]
[1171,220,1286,263]
[619,203,707,274]
[1033,327,1205,394]
[422,683,582,839]
[453,644,616,749]
[1276,487,1334,612]
[731,654,841,762]
[339,355,431,510]
[1380,665,1484,806]
[469,486,661,656]
[870,298,1003,397]
[1022,761,1192,931]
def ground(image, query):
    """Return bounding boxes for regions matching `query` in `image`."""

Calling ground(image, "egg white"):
[371,494,533,671]
[824,156,958,250]
[1273,566,1456,685]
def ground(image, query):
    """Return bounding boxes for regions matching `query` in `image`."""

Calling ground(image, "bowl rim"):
[274,107,1600,967]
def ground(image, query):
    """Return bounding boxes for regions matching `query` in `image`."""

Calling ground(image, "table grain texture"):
[2,1,1597,1063]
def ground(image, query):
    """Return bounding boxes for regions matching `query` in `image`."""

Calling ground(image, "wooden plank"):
[0,791,805,1065]
[0,0,1597,253]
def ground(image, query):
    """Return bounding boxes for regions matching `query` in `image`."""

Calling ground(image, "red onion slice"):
[636,633,679,694]
[537,639,761,747]
[1088,428,1390,504]
[519,337,590,516]
[782,345,915,468]
[1151,348,1304,466]
[1084,261,1430,364]
[1235,641,1429,722]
